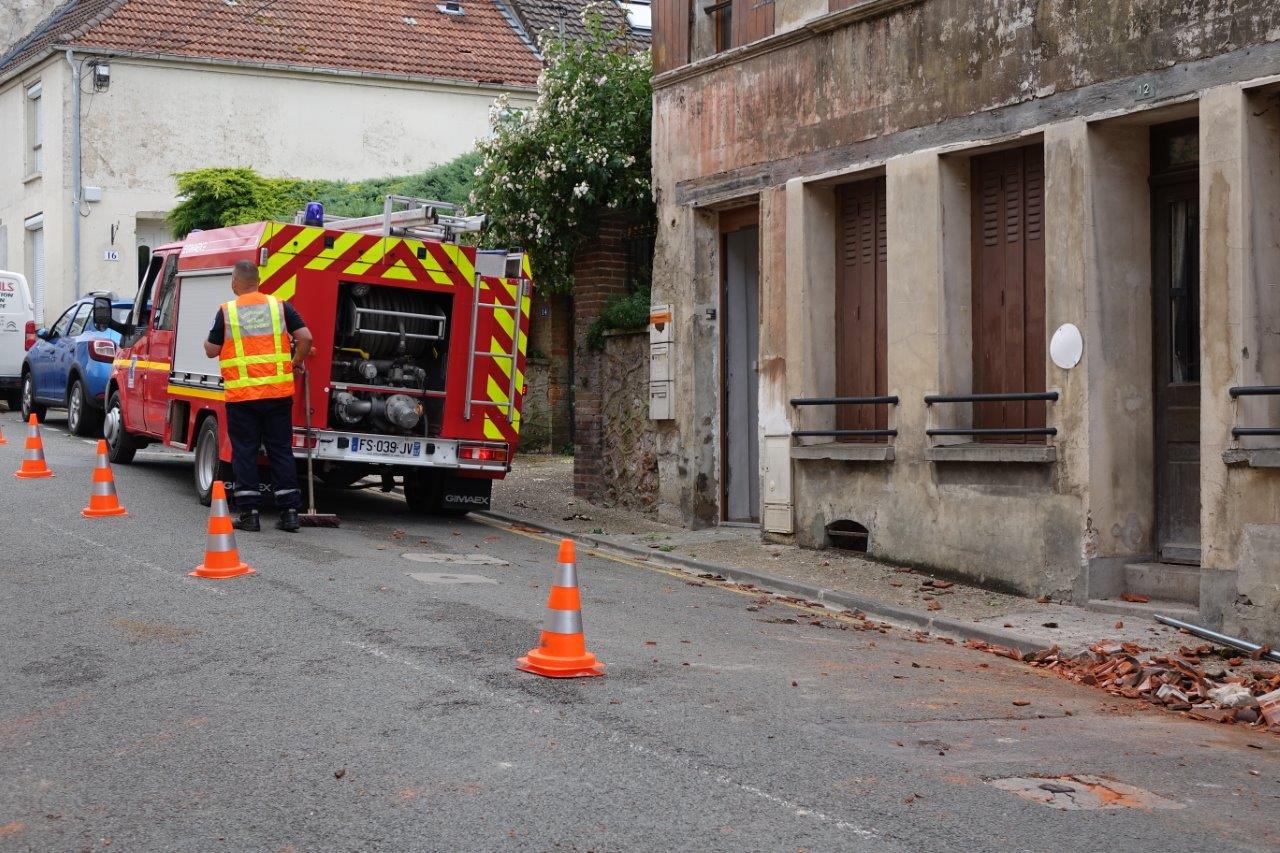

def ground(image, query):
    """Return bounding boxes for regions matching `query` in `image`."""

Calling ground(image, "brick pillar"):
[573,213,632,498]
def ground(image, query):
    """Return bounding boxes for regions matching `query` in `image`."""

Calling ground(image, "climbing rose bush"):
[471,6,652,294]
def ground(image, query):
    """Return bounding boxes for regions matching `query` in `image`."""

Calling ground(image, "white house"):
[0,0,541,323]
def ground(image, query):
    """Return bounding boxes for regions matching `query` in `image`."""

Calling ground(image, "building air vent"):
[438,1,465,15]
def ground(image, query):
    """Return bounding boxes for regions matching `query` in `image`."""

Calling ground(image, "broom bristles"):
[299,513,341,528]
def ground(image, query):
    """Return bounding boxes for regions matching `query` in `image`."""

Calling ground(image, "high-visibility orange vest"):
[218,292,294,403]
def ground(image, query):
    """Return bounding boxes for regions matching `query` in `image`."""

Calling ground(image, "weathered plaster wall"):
[595,330,659,511]
[650,0,1280,610]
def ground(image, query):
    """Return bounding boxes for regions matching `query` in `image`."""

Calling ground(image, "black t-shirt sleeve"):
[207,309,225,346]
[283,302,306,334]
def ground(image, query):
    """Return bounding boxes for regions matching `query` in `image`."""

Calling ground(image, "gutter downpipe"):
[65,48,81,299]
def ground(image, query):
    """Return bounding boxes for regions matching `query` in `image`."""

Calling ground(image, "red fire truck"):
[92,196,531,513]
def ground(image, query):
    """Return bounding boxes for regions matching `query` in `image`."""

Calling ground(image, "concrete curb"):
[477,510,1053,657]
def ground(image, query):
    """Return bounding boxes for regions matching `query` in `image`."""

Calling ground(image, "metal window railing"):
[790,396,899,438]
[923,391,1059,438]
[1228,386,1280,437]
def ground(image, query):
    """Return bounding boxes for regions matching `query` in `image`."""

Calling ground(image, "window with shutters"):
[969,144,1046,443]
[25,82,42,176]
[651,0,691,73]
[704,0,774,55]
[835,177,888,442]
[24,214,44,323]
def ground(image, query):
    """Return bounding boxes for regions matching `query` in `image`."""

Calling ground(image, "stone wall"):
[521,291,573,453]
[595,330,659,511]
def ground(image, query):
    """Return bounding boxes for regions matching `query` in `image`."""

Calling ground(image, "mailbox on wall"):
[649,304,673,420]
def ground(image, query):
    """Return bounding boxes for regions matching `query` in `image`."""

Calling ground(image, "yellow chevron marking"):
[354,238,389,268]
[273,277,297,301]
[429,267,455,286]
[486,374,509,405]
[444,243,475,283]
[261,228,324,282]
[494,306,515,339]
[167,384,224,401]
[489,340,512,380]
[304,231,363,270]
[483,414,504,440]
[521,254,532,279]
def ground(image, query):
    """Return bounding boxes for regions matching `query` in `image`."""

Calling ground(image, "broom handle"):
[303,366,318,516]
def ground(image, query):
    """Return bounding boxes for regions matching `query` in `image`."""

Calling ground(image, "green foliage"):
[470,5,653,295]
[168,153,482,238]
[585,285,651,350]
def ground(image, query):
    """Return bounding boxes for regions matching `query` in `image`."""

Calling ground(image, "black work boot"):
[276,508,300,533]
[233,509,261,532]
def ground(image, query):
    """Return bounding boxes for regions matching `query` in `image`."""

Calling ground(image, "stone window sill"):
[926,443,1057,464]
[791,442,894,462]
[1222,448,1280,468]
[22,171,41,184]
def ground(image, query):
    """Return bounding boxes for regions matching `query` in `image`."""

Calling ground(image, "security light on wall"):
[90,60,110,92]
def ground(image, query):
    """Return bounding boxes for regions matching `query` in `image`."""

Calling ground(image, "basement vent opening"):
[826,520,868,552]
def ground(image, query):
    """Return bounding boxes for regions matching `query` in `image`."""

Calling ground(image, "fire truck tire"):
[104,389,141,465]
[193,417,220,506]
[315,465,368,489]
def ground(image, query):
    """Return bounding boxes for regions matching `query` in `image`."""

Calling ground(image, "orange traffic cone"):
[189,481,255,579]
[13,414,52,479]
[82,440,127,517]
[517,539,604,678]
[0,423,7,445]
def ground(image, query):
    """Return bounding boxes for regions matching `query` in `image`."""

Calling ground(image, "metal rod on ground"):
[1154,614,1280,663]
[299,368,340,528]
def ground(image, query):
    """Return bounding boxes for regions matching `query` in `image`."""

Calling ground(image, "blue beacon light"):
[303,201,325,227]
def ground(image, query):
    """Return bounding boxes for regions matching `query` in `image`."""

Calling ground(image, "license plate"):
[350,436,423,458]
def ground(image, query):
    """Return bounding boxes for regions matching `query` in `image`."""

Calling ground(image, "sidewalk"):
[490,455,1197,657]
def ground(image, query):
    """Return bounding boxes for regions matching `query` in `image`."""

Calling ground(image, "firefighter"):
[203,260,314,532]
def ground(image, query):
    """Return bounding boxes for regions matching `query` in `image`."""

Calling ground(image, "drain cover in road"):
[988,775,1183,810]
[407,572,498,585]
[401,553,509,566]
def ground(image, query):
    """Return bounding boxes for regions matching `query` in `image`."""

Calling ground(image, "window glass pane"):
[51,306,76,336]
[154,257,180,330]
[67,304,91,336]
[1168,199,1199,383]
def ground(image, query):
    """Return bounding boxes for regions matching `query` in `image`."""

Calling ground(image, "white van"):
[0,270,36,410]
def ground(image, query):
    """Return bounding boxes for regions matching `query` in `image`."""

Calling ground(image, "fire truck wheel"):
[104,389,139,465]
[193,417,220,506]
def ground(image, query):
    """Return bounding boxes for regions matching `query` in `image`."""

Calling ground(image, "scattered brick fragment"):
[1120,592,1149,603]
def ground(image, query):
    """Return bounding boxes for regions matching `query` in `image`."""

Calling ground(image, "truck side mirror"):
[92,295,131,336]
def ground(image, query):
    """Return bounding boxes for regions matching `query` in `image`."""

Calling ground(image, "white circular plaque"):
[1049,323,1083,370]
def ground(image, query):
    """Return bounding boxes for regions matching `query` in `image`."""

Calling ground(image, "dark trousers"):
[226,397,301,510]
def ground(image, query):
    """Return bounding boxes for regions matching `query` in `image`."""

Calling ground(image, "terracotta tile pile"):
[964,638,1280,731]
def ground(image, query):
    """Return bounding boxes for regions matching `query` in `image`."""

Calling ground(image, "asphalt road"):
[1,408,1278,852]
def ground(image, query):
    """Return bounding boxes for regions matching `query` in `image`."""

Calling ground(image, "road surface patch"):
[407,572,498,585]
[988,775,1183,810]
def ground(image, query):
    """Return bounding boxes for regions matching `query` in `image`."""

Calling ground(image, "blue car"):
[21,294,132,436]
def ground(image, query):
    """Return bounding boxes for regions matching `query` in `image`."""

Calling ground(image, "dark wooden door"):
[970,145,1047,442]
[1152,177,1201,564]
[835,178,888,442]
[722,219,760,524]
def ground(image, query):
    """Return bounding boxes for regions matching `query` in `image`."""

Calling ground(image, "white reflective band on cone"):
[92,480,117,496]
[206,532,237,553]
[553,562,578,588]
[544,609,583,635]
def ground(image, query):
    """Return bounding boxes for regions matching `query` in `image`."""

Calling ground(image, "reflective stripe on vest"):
[219,293,293,401]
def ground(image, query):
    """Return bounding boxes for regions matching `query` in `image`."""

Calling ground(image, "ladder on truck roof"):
[464,251,527,424]
[296,194,485,243]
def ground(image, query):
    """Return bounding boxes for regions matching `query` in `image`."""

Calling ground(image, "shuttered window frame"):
[969,144,1047,444]
[835,177,889,443]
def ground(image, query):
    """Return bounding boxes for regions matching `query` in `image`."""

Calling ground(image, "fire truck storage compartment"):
[327,281,451,437]
[172,272,235,381]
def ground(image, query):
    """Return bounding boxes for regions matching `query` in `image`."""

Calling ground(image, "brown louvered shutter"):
[652,0,691,74]
[970,144,1046,442]
[835,177,888,442]
[734,0,775,46]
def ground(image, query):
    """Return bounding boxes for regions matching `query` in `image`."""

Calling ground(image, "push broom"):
[299,367,340,527]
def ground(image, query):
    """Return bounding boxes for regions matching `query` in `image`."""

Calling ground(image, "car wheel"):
[20,373,45,422]
[193,417,220,507]
[104,389,140,465]
[67,379,104,437]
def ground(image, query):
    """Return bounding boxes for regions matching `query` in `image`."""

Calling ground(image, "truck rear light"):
[291,433,317,449]
[459,443,508,463]
[88,339,117,362]
[24,321,36,350]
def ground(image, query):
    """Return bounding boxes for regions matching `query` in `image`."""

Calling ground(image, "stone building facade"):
[649,0,1280,638]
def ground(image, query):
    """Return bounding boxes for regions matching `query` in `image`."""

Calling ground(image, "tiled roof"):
[507,0,647,51]
[0,0,118,75]
[3,0,542,87]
